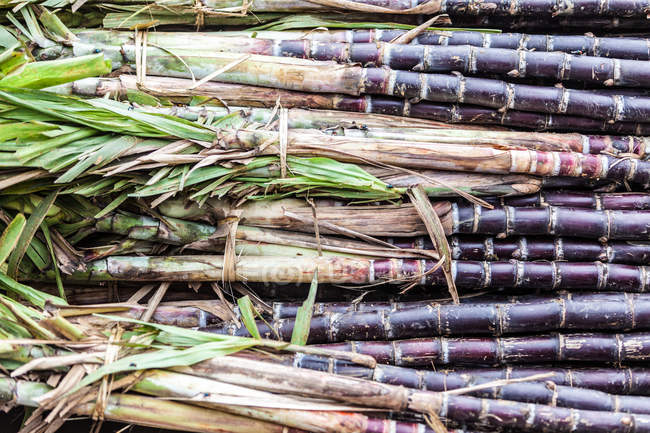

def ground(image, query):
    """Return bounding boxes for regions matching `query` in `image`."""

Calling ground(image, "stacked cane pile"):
[0,1,650,432]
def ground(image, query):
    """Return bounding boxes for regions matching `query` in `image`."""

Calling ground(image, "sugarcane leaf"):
[6,189,58,278]
[408,185,458,304]
[290,269,317,346]
[0,54,111,90]
[237,295,261,340]
[0,213,25,267]
[94,193,129,219]
[72,340,254,393]
[0,273,66,307]
[0,88,214,141]
[40,221,65,301]
[0,26,18,49]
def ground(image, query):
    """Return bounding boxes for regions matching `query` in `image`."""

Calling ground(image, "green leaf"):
[290,269,318,346]
[0,273,66,307]
[40,221,65,301]
[7,189,58,278]
[237,295,261,340]
[0,213,25,267]
[72,340,254,393]
[0,54,111,90]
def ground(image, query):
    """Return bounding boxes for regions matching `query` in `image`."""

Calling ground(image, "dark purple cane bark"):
[488,192,650,210]
[448,14,650,30]
[440,393,650,433]
[273,293,647,319]
[339,95,650,134]
[277,40,650,87]
[314,332,650,367]
[449,236,650,264]
[211,293,650,343]
[355,67,650,122]
[439,0,650,17]
[286,353,650,395]
[423,260,649,292]
[291,29,650,59]
[452,203,650,240]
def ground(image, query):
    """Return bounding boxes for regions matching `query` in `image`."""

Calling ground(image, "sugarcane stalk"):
[274,353,650,413]
[313,331,650,367]
[0,376,467,433]
[69,0,650,16]
[490,191,650,209]
[269,292,613,319]
[46,40,650,123]
[193,199,650,240]
[276,353,650,395]
[92,212,650,265]
[41,255,650,293]
[130,102,496,131]
[447,14,650,30]
[35,283,217,304]
[0,377,308,433]
[191,127,650,186]
[206,292,650,341]
[442,366,650,396]
[65,302,224,327]
[437,0,650,18]
[215,29,650,61]
[131,369,401,433]
[62,76,650,135]
[182,356,650,433]
[449,236,650,264]
[89,32,650,88]
[135,103,650,159]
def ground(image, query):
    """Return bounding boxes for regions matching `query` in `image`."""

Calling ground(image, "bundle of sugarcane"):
[3,4,650,433]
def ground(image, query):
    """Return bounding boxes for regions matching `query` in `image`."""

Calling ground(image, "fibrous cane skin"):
[485,191,650,210]
[53,256,650,292]
[271,293,647,319]
[287,358,650,396]
[313,332,650,367]
[241,29,650,61]
[451,204,650,240]
[127,0,650,17]
[207,292,650,342]
[448,236,650,264]
[74,76,650,135]
[64,39,650,123]
[235,37,650,87]
[283,354,650,413]
[437,0,650,17]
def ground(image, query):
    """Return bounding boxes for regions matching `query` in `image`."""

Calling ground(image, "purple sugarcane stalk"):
[437,0,650,18]
[450,203,650,240]
[95,76,650,135]
[288,357,650,396]
[98,49,650,122]
[356,68,650,123]
[486,191,650,210]
[448,15,650,30]
[260,39,650,87]
[321,95,650,135]
[450,236,649,264]
[207,292,650,342]
[312,332,650,367]
[261,29,650,61]
[59,256,650,292]
[283,354,650,414]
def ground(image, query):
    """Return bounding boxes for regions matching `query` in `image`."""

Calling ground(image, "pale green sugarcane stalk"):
[132,369,368,433]
[0,376,312,433]
[94,214,436,259]
[47,81,640,159]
